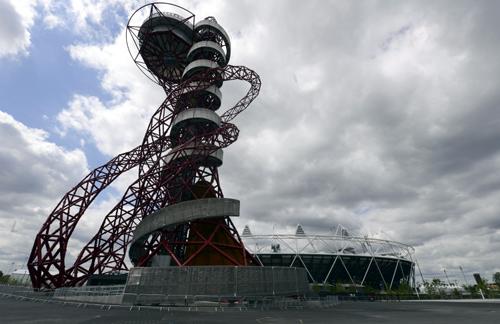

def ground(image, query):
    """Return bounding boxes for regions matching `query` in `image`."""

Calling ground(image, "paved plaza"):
[1,295,500,324]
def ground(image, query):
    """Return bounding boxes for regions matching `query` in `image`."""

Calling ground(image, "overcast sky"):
[1,0,499,284]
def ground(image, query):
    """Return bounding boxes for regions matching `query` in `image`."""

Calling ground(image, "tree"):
[0,274,10,284]
[424,278,445,297]
[493,272,500,287]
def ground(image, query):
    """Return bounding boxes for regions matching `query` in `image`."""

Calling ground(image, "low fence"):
[45,284,340,309]
[54,285,125,304]
[0,284,53,299]
[1,283,341,310]
[120,294,340,310]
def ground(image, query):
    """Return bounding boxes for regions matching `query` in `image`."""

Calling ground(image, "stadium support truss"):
[242,225,419,291]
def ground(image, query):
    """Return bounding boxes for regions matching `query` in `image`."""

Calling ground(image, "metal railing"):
[1,284,341,311]
[54,285,125,298]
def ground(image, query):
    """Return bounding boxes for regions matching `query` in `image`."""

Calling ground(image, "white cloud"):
[58,29,165,156]
[0,111,88,272]
[0,0,37,57]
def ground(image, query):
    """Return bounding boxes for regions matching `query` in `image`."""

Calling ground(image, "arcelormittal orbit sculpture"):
[28,3,261,289]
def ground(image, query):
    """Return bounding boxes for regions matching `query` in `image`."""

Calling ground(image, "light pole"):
[459,266,469,286]
[443,268,451,285]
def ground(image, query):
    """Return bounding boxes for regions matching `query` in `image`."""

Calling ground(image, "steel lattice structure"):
[28,3,261,289]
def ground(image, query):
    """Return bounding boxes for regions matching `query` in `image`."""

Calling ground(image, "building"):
[242,225,417,291]
[9,269,30,285]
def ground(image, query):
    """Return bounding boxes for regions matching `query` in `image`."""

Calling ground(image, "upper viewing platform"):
[127,4,231,88]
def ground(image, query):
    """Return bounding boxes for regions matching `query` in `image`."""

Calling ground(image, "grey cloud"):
[214,0,500,279]
[2,0,498,280]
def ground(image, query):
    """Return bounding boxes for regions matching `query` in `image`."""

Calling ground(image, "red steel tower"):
[28,2,261,289]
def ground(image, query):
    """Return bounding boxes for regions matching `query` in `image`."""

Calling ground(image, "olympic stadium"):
[242,225,417,291]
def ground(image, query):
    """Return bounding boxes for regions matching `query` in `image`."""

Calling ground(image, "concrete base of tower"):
[121,266,310,305]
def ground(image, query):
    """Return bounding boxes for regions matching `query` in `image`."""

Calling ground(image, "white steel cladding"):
[242,225,417,290]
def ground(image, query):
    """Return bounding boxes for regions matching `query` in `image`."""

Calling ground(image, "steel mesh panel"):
[123,266,309,305]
